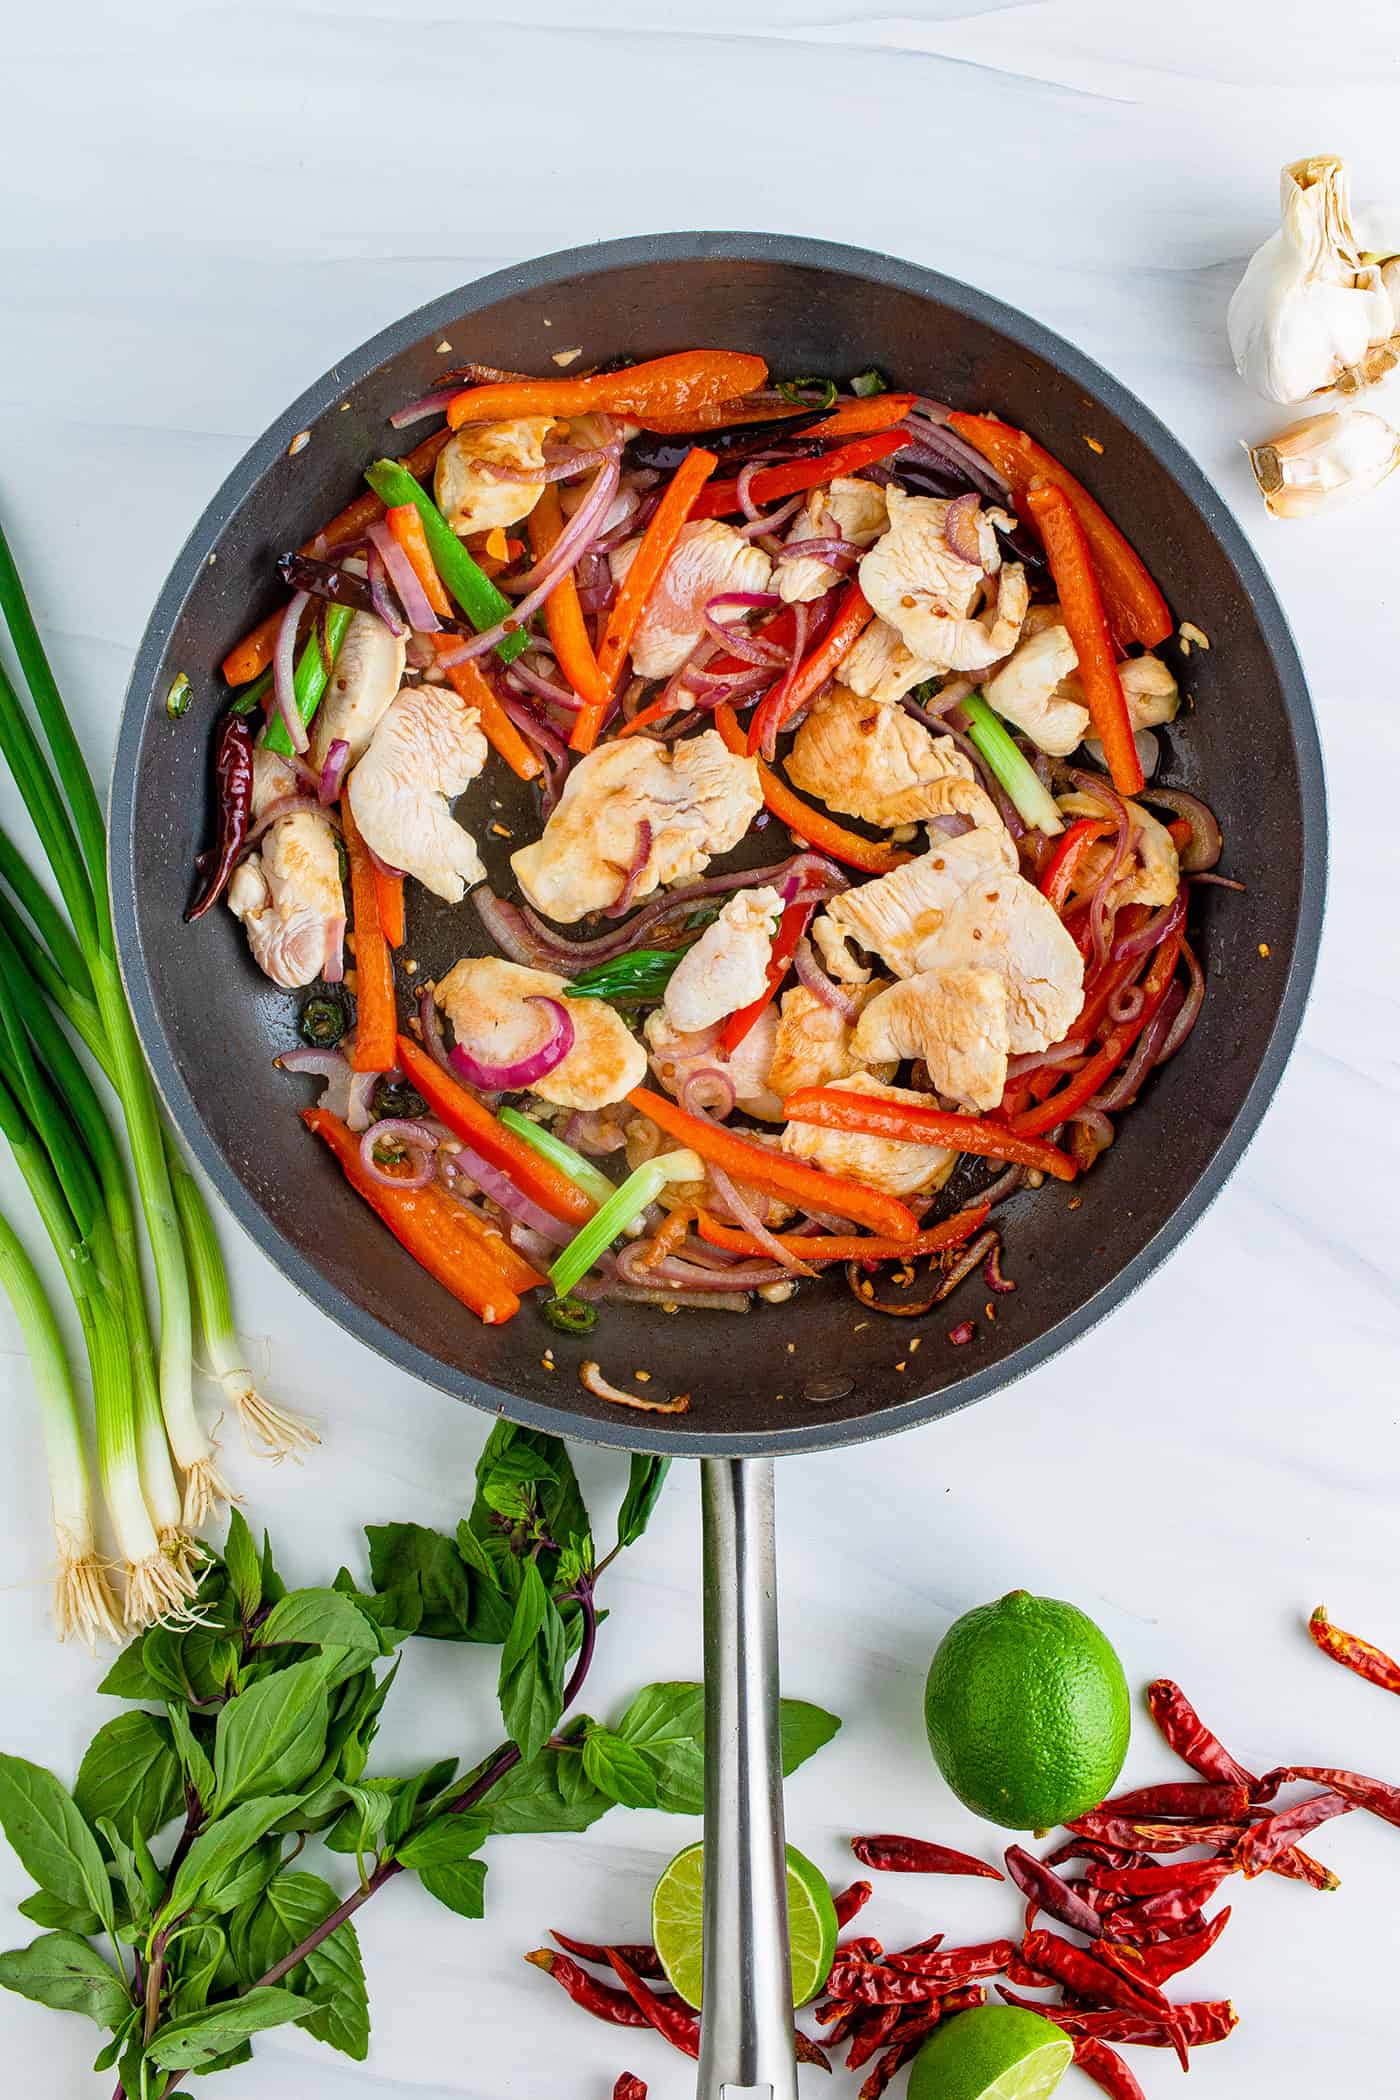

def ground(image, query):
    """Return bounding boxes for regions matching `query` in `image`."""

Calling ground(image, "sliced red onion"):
[323,914,345,984]
[272,590,312,754]
[366,519,440,634]
[318,738,350,805]
[1004,1038,1088,1082]
[1107,982,1145,1026]
[277,1045,354,1120]
[496,688,571,769]
[1154,938,1204,1065]
[605,819,653,918]
[612,1240,787,1292]
[508,654,584,711]
[346,1069,379,1133]
[1091,989,1180,1112]
[449,1142,574,1245]
[1137,787,1223,873]
[359,1117,438,1189]
[776,536,862,567]
[942,711,1025,838]
[758,600,808,762]
[562,1108,628,1156]
[943,492,983,567]
[734,493,805,541]
[680,1067,736,1119]
[905,404,1012,497]
[468,443,618,486]
[243,792,340,855]
[417,987,456,1076]
[365,543,408,638]
[435,457,620,664]
[736,460,764,521]
[1061,765,1133,974]
[388,387,463,429]
[793,936,858,1021]
[449,996,574,1091]
[708,1163,812,1276]
[1112,890,1186,962]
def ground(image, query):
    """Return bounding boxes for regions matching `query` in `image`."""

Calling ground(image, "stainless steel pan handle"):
[697,1457,797,2100]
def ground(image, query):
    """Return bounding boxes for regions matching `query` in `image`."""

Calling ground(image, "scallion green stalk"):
[0,1197,121,1647]
[261,602,353,757]
[960,691,1065,836]
[548,1149,704,1299]
[496,1104,619,1209]
[363,459,530,662]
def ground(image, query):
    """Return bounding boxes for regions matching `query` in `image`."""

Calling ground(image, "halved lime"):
[908,2005,1073,2100]
[651,1840,838,2009]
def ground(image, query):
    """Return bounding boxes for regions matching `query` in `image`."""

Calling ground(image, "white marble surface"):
[3,3,1400,2095]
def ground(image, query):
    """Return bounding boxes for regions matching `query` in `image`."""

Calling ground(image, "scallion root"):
[54,1540,123,1650]
[220,1372,320,1461]
[180,1451,239,1528]
[122,1551,201,1632]
[159,1526,207,1588]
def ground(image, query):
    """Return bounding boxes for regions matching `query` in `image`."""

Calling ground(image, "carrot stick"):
[220,429,452,686]
[695,1204,990,1265]
[385,502,454,619]
[395,1037,597,1228]
[784,1086,1078,1183]
[372,864,405,949]
[445,352,768,432]
[529,485,611,710]
[574,448,719,751]
[712,703,910,875]
[342,801,397,1073]
[806,395,916,438]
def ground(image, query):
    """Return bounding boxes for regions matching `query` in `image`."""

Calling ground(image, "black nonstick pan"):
[110,235,1325,2097]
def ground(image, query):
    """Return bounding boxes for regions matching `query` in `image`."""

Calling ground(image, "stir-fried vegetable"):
[364,458,529,664]
[445,350,769,430]
[1026,482,1143,796]
[959,692,1066,835]
[262,601,353,757]
[395,1038,597,1226]
[694,431,906,520]
[565,948,691,1006]
[783,1086,1080,1183]
[496,1104,618,1209]
[548,1149,705,1299]
[342,801,395,1073]
[712,704,912,874]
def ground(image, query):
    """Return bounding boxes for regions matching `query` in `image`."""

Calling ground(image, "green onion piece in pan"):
[496,1103,617,1211]
[548,1149,704,1301]
[565,947,691,1006]
[363,459,530,665]
[229,664,274,717]
[960,691,1065,837]
[777,376,838,409]
[849,367,889,398]
[261,601,354,757]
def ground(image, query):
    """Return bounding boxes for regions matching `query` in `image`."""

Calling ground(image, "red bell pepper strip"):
[747,580,873,755]
[946,413,1172,650]
[695,1203,990,1265]
[626,1086,920,1242]
[693,432,906,520]
[783,1086,1079,1184]
[446,351,768,431]
[528,483,611,712]
[718,898,812,1055]
[1012,934,1182,1137]
[395,1036,597,1228]
[342,800,397,1074]
[220,429,452,687]
[806,395,916,439]
[1027,482,1143,797]
[572,448,719,750]
[1039,817,1112,914]
[712,703,911,875]
[303,1108,539,1324]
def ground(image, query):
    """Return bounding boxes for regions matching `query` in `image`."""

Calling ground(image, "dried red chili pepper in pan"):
[851,1833,1003,1879]
[550,1929,666,1978]
[186,710,255,921]
[1309,1606,1400,1695]
[1003,1845,1104,1938]
[606,1949,701,2057]
[524,1949,654,2028]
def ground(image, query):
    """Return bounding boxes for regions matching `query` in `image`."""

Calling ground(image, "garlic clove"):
[1227,156,1398,403]
[1245,407,1400,518]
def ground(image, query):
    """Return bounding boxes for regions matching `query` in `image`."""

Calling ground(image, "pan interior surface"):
[111,235,1324,1456]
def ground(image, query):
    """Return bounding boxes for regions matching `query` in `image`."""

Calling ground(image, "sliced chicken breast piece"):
[433,417,556,536]
[309,611,406,771]
[347,684,488,904]
[1060,793,1181,911]
[510,730,762,923]
[434,957,645,1110]
[777,477,888,604]
[780,1071,957,1199]
[860,487,1029,671]
[227,810,343,991]
[982,624,1087,756]
[838,616,939,706]
[785,683,1004,832]
[663,886,783,1033]
[609,520,773,679]
[815,831,1083,1052]
[644,1004,783,1122]
[768,980,893,1100]
[852,967,1011,1113]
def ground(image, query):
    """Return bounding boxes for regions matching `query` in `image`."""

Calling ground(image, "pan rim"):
[109,230,1327,1458]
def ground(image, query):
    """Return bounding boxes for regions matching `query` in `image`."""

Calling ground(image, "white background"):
[3,3,1399,2096]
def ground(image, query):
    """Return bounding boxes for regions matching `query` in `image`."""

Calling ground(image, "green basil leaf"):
[166,1923,226,2020]
[0,1756,114,1934]
[165,1703,216,1809]
[581,1727,660,1809]
[17,1890,103,1935]
[212,1656,333,1810]
[417,1859,487,1920]
[201,1835,284,1919]
[75,1712,183,1845]
[498,1561,566,1765]
[94,1818,152,1934]
[616,1455,671,1549]
[394,1814,489,1871]
[0,1933,132,2028]
[479,1748,613,1836]
[243,1871,369,2061]
[223,1509,262,1620]
[455,1523,515,1644]
[145,1984,316,2069]
[162,1796,304,1920]
[260,1529,288,1607]
[779,1695,842,1777]
[384,1759,459,1847]
[96,1640,163,1702]
[91,2005,141,2073]
[365,1523,470,1640]
[323,1781,396,1857]
[466,1425,591,1594]
[483,1445,558,1489]
[611,1684,840,1815]
[256,1589,383,1662]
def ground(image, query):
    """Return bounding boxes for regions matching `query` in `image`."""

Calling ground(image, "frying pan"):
[110,235,1324,2098]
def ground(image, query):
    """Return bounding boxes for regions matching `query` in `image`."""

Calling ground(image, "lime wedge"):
[908,2005,1073,2100]
[651,1840,838,2009]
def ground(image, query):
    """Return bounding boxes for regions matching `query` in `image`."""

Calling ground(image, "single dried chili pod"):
[186,710,256,921]
[1308,1605,1400,1695]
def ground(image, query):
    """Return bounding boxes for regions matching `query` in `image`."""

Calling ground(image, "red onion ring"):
[1111,889,1186,962]
[734,493,805,541]
[468,443,618,487]
[449,995,574,1092]
[1136,787,1223,872]
[277,1045,354,1120]
[605,819,654,919]
[272,590,312,755]
[448,1142,574,1245]
[367,519,441,633]
[613,1240,788,1292]
[1107,982,1145,1026]
[388,387,463,429]
[776,537,862,567]
[680,1067,737,1119]
[417,987,457,1077]
[1004,1038,1088,1082]
[905,404,1012,497]
[707,1164,813,1276]
[758,599,809,762]
[242,793,341,856]
[365,543,408,638]
[1090,987,1180,1111]
[346,1068,379,1133]
[983,1235,1016,1294]
[792,936,858,1021]
[736,460,764,521]
[1154,936,1204,1065]
[943,492,984,567]
[318,738,350,805]
[435,456,620,664]
[508,654,584,711]
[359,1117,438,1189]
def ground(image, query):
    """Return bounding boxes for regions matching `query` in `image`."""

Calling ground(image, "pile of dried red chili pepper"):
[528,1608,1400,2100]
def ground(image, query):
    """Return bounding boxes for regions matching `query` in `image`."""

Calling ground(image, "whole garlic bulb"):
[1246,408,1400,517]
[1228,156,1398,403]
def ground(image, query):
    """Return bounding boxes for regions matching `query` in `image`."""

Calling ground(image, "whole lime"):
[924,1590,1129,1831]
[908,2004,1072,2100]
